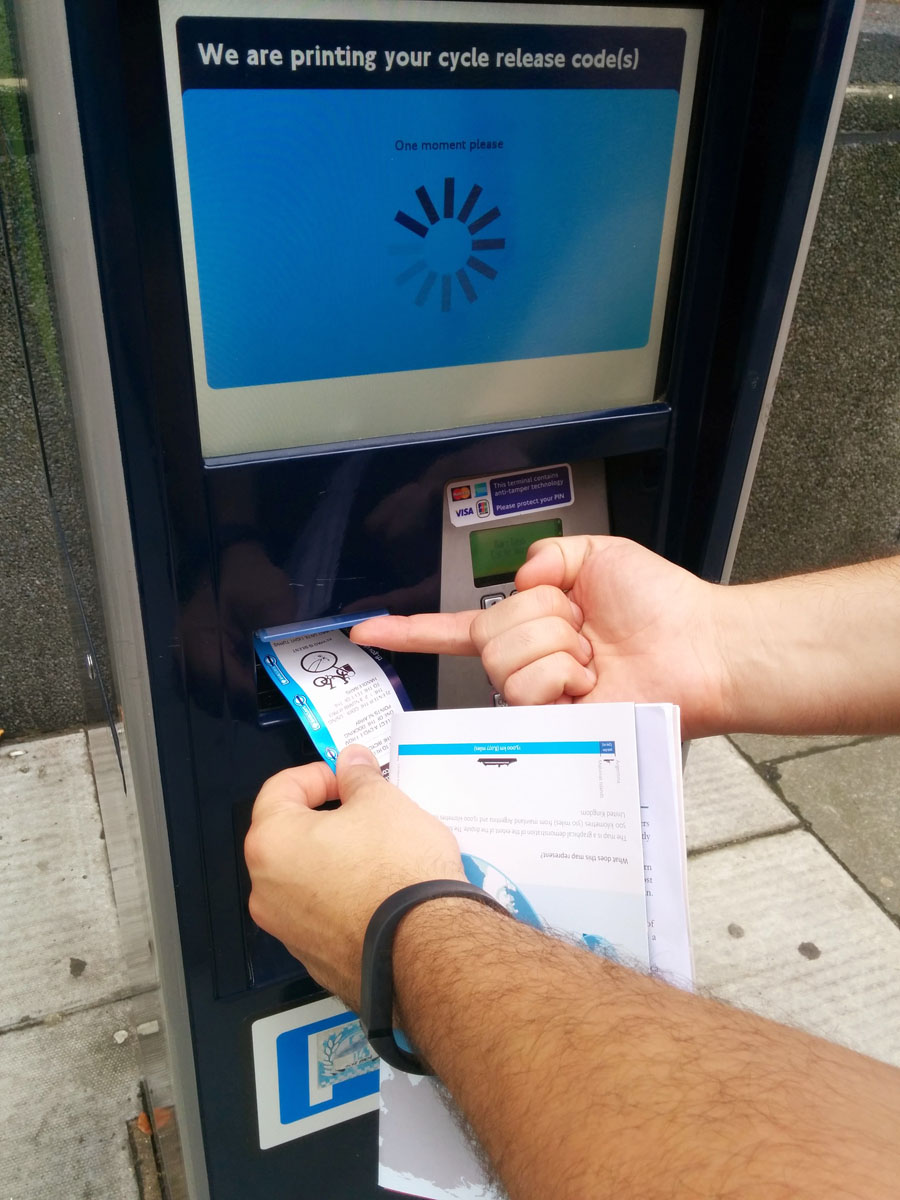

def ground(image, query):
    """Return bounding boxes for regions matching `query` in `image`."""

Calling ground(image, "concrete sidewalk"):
[1,727,899,1198]
[0,731,147,1199]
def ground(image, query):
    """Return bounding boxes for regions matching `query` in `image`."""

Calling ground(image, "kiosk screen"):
[160,2,702,456]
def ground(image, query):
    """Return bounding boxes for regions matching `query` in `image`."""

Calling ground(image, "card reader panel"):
[438,460,608,707]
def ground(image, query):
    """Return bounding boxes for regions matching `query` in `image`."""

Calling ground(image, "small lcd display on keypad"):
[469,518,563,587]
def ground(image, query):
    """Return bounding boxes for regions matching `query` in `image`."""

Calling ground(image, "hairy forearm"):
[394,899,900,1200]
[719,556,900,735]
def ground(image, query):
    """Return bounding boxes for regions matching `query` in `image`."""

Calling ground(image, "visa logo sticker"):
[455,506,474,517]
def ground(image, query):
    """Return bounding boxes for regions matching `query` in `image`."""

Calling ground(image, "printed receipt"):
[254,620,409,772]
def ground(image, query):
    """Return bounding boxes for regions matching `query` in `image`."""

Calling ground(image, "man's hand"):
[352,536,731,737]
[352,537,900,737]
[244,745,465,1010]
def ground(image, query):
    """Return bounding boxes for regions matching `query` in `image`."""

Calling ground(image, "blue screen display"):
[183,86,678,389]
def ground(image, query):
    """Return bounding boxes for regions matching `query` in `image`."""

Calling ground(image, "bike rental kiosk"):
[14,0,861,1195]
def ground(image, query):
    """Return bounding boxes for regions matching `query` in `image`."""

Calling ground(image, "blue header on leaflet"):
[398,741,616,756]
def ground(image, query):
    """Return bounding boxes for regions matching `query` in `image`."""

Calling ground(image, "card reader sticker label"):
[251,998,379,1150]
[448,463,574,527]
[490,466,572,517]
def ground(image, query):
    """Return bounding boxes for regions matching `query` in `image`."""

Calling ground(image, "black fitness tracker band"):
[359,880,510,1074]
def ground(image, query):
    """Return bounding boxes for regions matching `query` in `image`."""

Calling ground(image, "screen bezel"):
[159,0,704,458]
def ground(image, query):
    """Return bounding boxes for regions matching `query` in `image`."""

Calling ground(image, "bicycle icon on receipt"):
[300,650,357,689]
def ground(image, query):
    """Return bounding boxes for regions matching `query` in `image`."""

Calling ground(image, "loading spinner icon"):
[393,178,506,312]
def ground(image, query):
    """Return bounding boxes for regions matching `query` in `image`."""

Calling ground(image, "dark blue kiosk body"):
[17,0,860,1195]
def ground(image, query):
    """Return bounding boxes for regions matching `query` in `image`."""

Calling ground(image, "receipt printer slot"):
[255,659,294,728]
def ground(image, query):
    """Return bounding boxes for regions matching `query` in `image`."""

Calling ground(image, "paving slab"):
[683,736,798,854]
[0,997,142,1200]
[728,731,865,762]
[776,736,900,918]
[690,828,900,1065]
[0,732,129,1028]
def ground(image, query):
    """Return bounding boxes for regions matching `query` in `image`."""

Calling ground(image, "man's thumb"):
[336,744,384,802]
